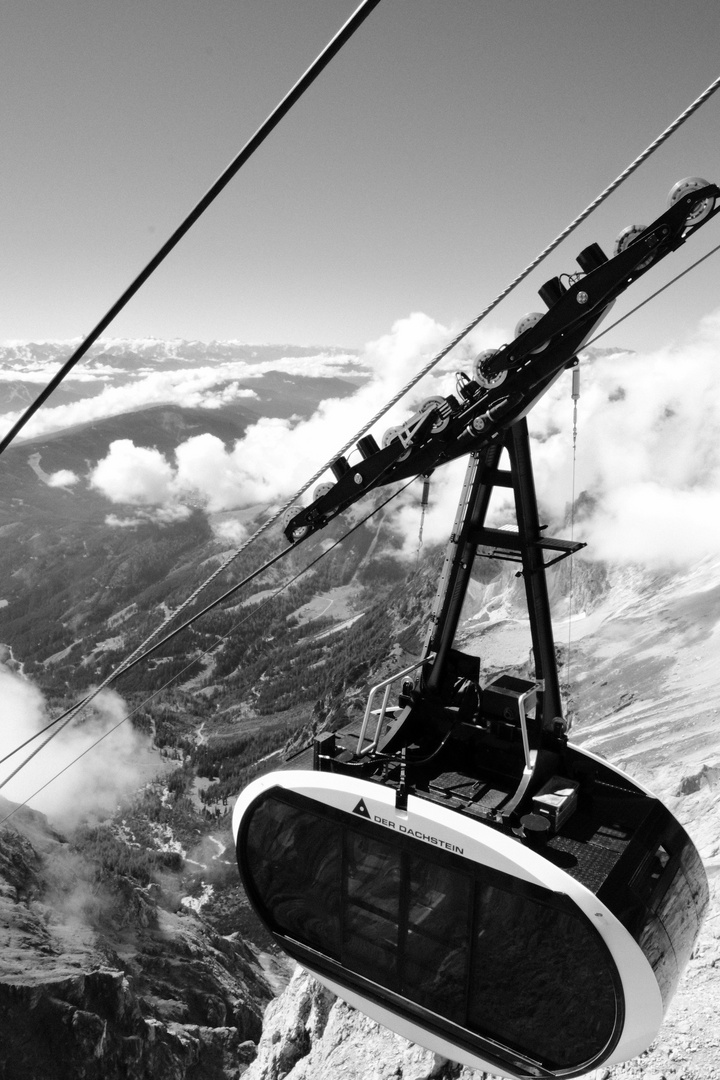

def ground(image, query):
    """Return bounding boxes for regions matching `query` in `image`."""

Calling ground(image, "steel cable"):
[0,0,383,457]
[582,239,720,349]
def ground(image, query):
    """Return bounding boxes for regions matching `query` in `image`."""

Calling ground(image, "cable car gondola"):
[233,185,715,1079]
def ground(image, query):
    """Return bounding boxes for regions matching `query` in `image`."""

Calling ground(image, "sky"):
[2,0,720,355]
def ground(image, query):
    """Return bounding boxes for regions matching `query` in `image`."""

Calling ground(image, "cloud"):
[46,469,80,487]
[0,364,124,383]
[211,517,249,546]
[585,483,720,564]
[84,309,720,568]
[524,309,720,566]
[0,668,153,829]
[3,348,365,440]
[347,308,720,568]
[386,458,472,559]
[90,440,176,504]
[87,313,507,525]
[104,506,191,527]
[5,367,260,439]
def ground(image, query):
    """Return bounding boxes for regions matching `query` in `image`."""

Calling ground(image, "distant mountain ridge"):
[0,338,367,460]
[0,338,361,371]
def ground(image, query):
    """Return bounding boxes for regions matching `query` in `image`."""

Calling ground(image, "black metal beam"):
[424,443,503,691]
[424,418,564,730]
[507,419,563,727]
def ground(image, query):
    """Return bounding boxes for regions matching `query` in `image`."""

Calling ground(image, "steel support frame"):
[424,418,562,730]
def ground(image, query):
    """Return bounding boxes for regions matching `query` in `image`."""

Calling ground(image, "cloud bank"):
[528,309,720,565]
[81,309,720,568]
[3,347,364,438]
[88,313,505,528]
[0,668,152,829]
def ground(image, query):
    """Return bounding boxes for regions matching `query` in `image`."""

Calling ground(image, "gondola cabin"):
[233,671,708,1079]
[233,187,717,1078]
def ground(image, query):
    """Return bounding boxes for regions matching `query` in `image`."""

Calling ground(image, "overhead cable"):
[4,58,719,794]
[0,0,384,456]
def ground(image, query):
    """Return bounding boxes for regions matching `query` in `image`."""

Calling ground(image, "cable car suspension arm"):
[283,181,720,546]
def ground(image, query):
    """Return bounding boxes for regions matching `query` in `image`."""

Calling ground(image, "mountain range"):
[0,339,365,435]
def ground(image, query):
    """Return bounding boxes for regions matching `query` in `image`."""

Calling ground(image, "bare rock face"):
[0,800,274,1080]
[244,967,455,1080]
[0,961,255,1080]
[0,969,245,1079]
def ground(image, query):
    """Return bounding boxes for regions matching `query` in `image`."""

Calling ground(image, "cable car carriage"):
[234,183,714,1079]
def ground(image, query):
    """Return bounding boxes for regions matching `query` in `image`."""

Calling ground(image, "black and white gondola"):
[233,183,716,1079]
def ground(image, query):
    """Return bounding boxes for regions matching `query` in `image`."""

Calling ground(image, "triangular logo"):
[352,799,371,819]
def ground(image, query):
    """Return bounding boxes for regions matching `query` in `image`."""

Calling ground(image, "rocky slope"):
[0,795,289,1080]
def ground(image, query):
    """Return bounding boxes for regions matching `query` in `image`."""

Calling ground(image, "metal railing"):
[516,686,537,771]
[356,655,435,756]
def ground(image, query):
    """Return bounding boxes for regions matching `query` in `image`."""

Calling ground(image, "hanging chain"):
[415,476,431,563]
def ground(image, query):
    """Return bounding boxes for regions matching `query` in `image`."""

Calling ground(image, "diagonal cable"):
[581,240,720,349]
[0,0,384,457]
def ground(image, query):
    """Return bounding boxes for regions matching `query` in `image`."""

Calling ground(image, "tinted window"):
[468,884,617,1067]
[344,830,400,982]
[242,792,619,1071]
[243,797,342,955]
[404,855,471,1022]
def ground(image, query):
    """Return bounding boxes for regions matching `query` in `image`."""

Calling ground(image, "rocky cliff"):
[244,968,453,1080]
[0,797,286,1080]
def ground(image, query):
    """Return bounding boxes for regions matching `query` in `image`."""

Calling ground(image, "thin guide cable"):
[4,59,720,800]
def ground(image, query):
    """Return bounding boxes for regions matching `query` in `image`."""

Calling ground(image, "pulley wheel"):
[381,426,410,459]
[473,348,507,389]
[281,504,307,541]
[613,224,652,270]
[667,176,713,227]
[313,482,334,502]
[417,396,450,434]
[514,312,548,352]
